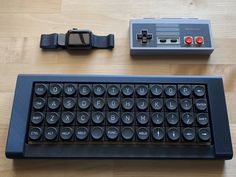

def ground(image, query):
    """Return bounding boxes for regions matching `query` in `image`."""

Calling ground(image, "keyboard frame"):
[5,74,233,159]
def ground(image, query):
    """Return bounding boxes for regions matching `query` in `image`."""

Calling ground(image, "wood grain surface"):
[0,0,235,176]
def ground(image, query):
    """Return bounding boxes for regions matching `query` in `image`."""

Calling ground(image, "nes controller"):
[130,18,214,55]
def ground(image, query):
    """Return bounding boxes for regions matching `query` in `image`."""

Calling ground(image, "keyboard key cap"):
[152,127,165,141]
[31,112,44,125]
[180,98,192,111]
[179,85,191,97]
[121,85,134,97]
[29,127,42,140]
[150,84,162,97]
[137,127,149,140]
[165,98,177,111]
[182,127,195,141]
[60,127,74,140]
[121,98,134,111]
[198,128,211,141]
[150,98,163,111]
[107,85,120,96]
[49,83,62,96]
[164,85,176,97]
[193,85,205,97]
[63,97,76,110]
[107,98,120,110]
[197,113,209,126]
[44,127,58,141]
[34,83,48,96]
[121,127,134,140]
[79,84,91,96]
[93,97,105,110]
[136,85,148,97]
[166,112,179,126]
[48,97,61,110]
[167,127,180,141]
[91,126,104,140]
[75,127,89,140]
[61,112,75,125]
[77,112,90,124]
[107,112,119,124]
[78,97,91,110]
[46,112,60,125]
[195,99,208,111]
[151,112,164,125]
[136,112,149,125]
[93,84,106,96]
[92,112,105,124]
[136,98,148,111]
[33,97,46,110]
[181,112,194,126]
[64,84,77,96]
[106,127,119,140]
[121,112,134,125]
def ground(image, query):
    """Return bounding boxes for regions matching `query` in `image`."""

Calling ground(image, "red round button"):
[196,36,204,44]
[184,36,192,44]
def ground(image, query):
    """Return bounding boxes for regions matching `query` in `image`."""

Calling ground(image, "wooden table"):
[0,0,235,176]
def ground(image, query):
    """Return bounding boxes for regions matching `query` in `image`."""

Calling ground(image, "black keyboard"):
[5,74,233,159]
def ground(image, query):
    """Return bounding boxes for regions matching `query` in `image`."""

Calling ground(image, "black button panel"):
[28,83,212,144]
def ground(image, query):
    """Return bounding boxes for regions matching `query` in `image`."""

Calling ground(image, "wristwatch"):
[40,28,114,50]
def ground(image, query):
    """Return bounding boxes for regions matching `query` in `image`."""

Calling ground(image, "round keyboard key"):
[106,127,119,140]
[198,128,211,141]
[179,85,191,97]
[121,127,134,140]
[34,83,47,96]
[166,112,179,126]
[180,99,192,111]
[77,112,90,124]
[167,127,180,141]
[197,113,209,126]
[107,98,119,110]
[136,85,148,97]
[107,112,119,124]
[60,127,74,140]
[44,127,58,141]
[46,112,60,125]
[49,83,62,96]
[31,112,44,125]
[165,98,177,111]
[107,85,119,96]
[152,127,165,141]
[150,84,162,97]
[48,97,61,110]
[92,112,105,124]
[75,127,89,140]
[183,127,195,141]
[93,97,105,110]
[62,112,75,124]
[164,85,176,97]
[151,98,163,111]
[93,84,105,96]
[121,112,134,125]
[33,97,46,110]
[151,112,164,125]
[78,97,91,110]
[136,98,148,111]
[28,127,42,140]
[137,112,149,125]
[193,85,205,97]
[137,127,149,140]
[63,97,76,109]
[122,85,134,96]
[121,98,134,110]
[91,126,104,140]
[181,112,194,126]
[195,99,207,111]
[64,84,76,96]
[79,84,91,96]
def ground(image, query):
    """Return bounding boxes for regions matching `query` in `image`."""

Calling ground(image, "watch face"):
[67,31,92,49]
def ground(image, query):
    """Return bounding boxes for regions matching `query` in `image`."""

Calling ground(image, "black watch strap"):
[40,32,114,49]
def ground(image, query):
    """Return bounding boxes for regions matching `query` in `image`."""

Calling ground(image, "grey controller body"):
[130,18,214,55]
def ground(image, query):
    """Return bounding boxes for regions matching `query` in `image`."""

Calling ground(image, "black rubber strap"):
[92,34,114,49]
